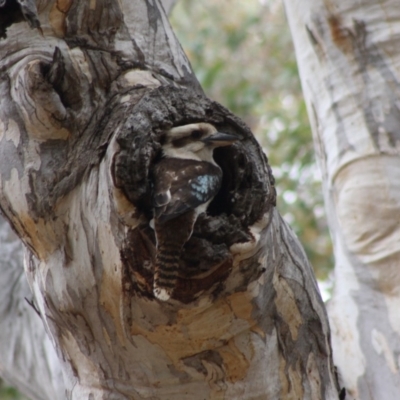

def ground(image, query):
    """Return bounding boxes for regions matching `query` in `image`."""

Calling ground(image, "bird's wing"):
[153,159,222,223]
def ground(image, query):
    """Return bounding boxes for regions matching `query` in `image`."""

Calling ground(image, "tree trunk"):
[284,0,400,399]
[0,215,64,398]
[0,0,339,398]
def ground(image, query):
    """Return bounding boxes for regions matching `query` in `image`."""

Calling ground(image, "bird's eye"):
[191,130,203,139]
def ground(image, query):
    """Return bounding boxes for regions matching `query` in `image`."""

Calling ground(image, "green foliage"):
[171,0,333,281]
[0,380,27,400]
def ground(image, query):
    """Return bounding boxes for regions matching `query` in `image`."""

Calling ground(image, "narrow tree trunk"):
[0,1,339,398]
[284,0,400,398]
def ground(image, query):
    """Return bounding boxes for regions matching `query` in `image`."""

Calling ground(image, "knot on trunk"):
[112,85,276,302]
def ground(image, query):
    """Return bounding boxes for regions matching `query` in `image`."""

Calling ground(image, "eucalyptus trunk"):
[0,0,339,399]
[284,0,400,399]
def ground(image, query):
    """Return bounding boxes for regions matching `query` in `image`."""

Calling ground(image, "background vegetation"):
[0,0,333,397]
[0,382,26,400]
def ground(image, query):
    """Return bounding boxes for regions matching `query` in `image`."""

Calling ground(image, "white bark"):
[0,0,338,398]
[284,0,400,398]
[160,0,176,14]
[0,215,64,399]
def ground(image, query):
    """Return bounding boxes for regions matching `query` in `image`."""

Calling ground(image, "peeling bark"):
[0,0,339,398]
[284,0,400,399]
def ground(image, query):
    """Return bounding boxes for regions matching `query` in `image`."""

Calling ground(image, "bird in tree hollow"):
[152,122,239,301]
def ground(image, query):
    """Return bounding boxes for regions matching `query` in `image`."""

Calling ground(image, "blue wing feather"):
[153,159,222,223]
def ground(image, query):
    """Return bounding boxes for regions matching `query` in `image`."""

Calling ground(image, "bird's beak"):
[202,132,239,147]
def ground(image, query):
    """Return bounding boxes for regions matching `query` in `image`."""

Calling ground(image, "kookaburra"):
[152,122,238,301]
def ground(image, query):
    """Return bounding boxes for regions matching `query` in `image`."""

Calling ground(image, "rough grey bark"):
[0,0,340,398]
[284,0,400,399]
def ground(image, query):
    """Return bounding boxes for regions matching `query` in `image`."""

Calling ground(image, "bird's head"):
[161,123,239,162]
